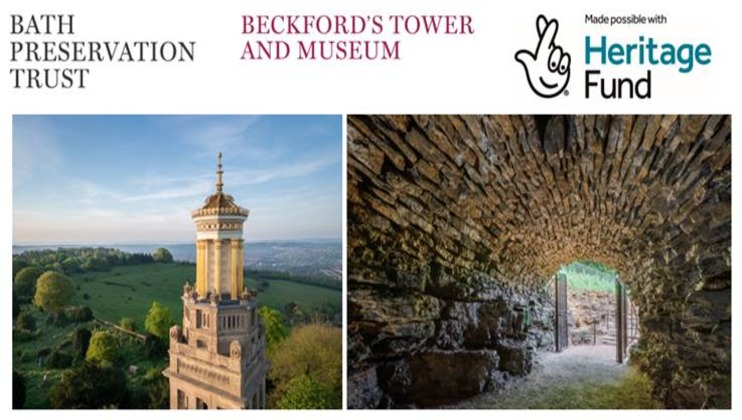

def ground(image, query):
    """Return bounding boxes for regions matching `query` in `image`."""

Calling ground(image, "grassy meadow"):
[15,262,341,408]
[69,263,341,326]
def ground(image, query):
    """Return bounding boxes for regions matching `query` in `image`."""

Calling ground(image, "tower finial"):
[216,152,224,193]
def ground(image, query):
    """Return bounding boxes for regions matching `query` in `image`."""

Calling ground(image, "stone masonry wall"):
[347,115,731,408]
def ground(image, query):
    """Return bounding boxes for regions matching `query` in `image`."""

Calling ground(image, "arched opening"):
[347,115,731,409]
[551,261,638,362]
[467,260,652,409]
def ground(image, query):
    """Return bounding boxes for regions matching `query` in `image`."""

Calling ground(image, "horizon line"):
[13,237,342,247]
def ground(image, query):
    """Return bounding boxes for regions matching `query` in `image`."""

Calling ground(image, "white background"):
[1,0,739,418]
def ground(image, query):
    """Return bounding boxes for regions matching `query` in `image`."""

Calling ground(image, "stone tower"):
[164,153,268,409]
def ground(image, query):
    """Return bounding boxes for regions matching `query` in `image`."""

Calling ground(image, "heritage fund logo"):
[515,15,571,98]
[516,14,713,100]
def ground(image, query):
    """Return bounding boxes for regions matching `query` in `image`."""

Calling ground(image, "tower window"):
[177,390,186,409]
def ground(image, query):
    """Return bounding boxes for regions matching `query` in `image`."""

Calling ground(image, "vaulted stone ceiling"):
[349,115,730,289]
[347,115,731,408]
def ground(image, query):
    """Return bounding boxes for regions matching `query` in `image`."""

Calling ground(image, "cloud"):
[72,180,121,204]
[14,207,195,244]
[161,115,264,158]
[122,154,339,202]
[121,179,212,203]
[230,154,340,186]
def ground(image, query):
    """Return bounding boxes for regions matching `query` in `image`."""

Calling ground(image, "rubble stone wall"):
[347,115,731,408]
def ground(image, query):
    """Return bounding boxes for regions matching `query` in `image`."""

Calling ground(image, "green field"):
[15,262,341,408]
[70,263,341,327]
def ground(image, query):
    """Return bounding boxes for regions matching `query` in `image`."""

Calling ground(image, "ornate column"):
[203,240,210,297]
[231,239,240,299]
[238,240,244,293]
[195,240,202,290]
[196,240,207,297]
[214,240,222,296]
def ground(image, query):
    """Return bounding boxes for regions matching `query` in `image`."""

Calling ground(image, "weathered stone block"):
[348,368,383,409]
[378,350,503,407]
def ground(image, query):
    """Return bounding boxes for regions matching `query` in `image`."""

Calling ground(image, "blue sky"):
[13,115,342,244]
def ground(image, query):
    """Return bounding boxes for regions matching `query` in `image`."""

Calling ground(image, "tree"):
[120,317,137,332]
[13,292,20,320]
[13,260,29,278]
[268,323,342,408]
[86,331,119,367]
[33,271,75,312]
[73,327,92,360]
[81,257,110,272]
[14,266,43,297]
[143,333,167,359]
[283,301,307,325]
[258,306,286,349]
[144,368,169,409]
[152,248,173,263]
[46,349,74,369]
[61,257,81,274]
[50,362,129,408]
[144,301,174,340]
[46,310,70,327]
[16,311,36,332]
[51,262,64,273]
[67,305,93,322]
[13,370,26,409]
[277,374,341,409]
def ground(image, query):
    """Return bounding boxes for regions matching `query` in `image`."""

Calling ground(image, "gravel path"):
[450,345,632,409]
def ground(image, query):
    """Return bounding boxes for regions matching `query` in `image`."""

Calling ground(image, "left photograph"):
[12,115,343,409]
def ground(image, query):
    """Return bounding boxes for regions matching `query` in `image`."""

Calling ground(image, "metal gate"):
[555,273,569,352]
[615,278,628,363]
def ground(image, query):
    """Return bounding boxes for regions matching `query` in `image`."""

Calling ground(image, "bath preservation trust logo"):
[515,15,571,98]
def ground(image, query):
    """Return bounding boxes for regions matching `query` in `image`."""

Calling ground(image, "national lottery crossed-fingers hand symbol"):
[515,15,571,98]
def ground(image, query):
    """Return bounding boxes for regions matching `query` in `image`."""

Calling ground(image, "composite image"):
[346,115,731,409]
[12,115,343,409]
[11,114,732,410]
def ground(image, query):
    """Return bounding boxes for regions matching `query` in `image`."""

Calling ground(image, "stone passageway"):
[450,345,656,409]
[347,115,731,409]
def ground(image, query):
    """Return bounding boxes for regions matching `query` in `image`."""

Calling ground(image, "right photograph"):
[346,115,731,409]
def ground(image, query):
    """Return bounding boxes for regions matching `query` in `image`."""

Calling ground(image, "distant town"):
[14,239,341,280]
